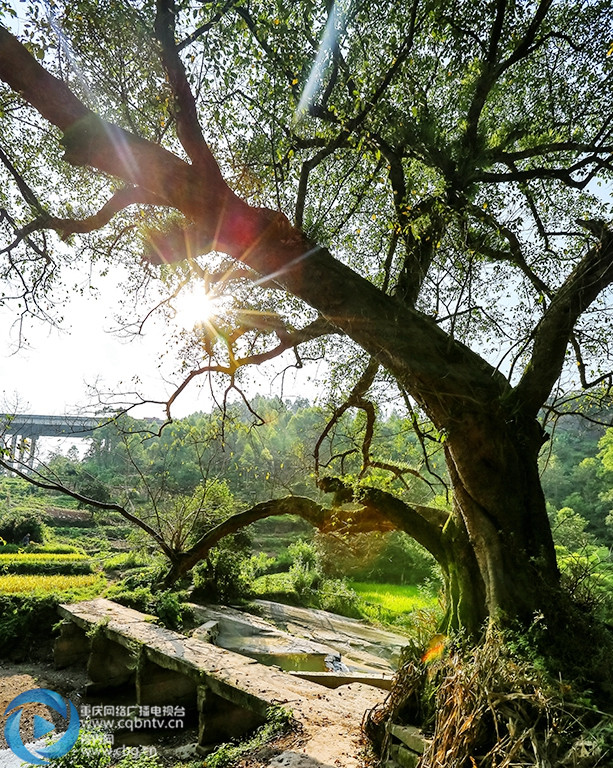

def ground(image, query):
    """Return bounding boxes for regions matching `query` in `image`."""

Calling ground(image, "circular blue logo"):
[4,688,80,765]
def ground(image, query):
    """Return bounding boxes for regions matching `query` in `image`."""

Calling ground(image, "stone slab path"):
[58,599,386,767]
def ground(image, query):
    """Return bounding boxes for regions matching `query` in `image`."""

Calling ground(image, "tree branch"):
[318,476,449,564]
[0,24,234,228]
[161,316,338,420]
[466,202,551,297]
[165,495,326,583]
[0,455,175,560]
[171,475,451,585]
[0,22,512,419]
[154,0,219,173]
[513,223,613,415]
[21,187,167,239]
[314,358,380,475]
[176,0,234,52]
[492,140,613,164]
[0,141,45,214]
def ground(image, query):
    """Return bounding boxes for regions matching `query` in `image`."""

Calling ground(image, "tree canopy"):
[0,0,612,634]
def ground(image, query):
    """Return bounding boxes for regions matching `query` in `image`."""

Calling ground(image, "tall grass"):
[0,552,93,575]
[349,581,437,614]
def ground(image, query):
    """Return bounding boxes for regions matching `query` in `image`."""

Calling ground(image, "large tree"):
[0,0,611,634]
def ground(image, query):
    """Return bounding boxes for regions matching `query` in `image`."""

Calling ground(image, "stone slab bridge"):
[56,598,390,767]
[1,413,103,466]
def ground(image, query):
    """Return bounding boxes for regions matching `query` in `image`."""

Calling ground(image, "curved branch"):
[167,477,451,586]
[22,187,167,239]
[477,153,613,188]
[569,332,613,390]
[0,455,175,560]
[176,0,234,52]
[314,358,380,475]
[0,141,45,214]
[0,24,231,224]
[318,476,449,564]
[493,140,613,164]
[466,202,551,297]
[162,315,338,420]
[165,495,326,583]
[513,223,613,415]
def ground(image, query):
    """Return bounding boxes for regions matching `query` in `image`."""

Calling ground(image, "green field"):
[348,581,437,614]
[0,573,104,595]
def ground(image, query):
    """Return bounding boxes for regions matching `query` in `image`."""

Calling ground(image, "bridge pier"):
[136,658,197,708]
[197,686,264,747]
[87,632,137,690]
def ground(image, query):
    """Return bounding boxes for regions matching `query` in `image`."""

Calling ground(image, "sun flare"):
[172,286,218,329]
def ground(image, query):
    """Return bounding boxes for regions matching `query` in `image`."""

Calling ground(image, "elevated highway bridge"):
[1,413,105,467]
[1,412,163,467]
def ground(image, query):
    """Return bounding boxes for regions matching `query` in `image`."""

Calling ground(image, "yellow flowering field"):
[0,573,102,594]
[0,553,88,563]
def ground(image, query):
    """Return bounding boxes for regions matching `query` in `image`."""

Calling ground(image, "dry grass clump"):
[366,630,612,767]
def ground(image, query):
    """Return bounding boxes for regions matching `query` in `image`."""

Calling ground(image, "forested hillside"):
[2,395,612,558]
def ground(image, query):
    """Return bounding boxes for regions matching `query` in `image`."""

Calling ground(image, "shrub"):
[0,507,46,543]
[316,578,362,617]
[0,593,60,657]
[47,728,111,768]
[105,581,189,631]
[154,590,188,630]
[206,705,294,768]
[288,559,322,597]
[0,575,105,657]
[102,551,153,572]
[191,534,254,603]
[0,542,21,553]
[256,547,294,574]
[244,552,276,580]
[113,750,162,768]
[287,538,319,569]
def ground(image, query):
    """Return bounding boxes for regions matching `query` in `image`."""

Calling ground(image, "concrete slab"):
[57,599,386,767]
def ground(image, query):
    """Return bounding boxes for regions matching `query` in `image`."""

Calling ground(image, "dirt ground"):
[0,660,378,767]
[0,660,90,750]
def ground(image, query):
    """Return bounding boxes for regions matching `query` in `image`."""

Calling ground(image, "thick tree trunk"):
[435,405,559,633]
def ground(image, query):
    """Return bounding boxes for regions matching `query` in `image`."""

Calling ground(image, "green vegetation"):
[0,575,106,657]
[0,573,103,594]
[47,728,163,768]
[349,582,438,614]
[206,705,295,768]
[0,0,612,762]
[0,405,611,765]
[0,553,92,574]
[1,403,612,630]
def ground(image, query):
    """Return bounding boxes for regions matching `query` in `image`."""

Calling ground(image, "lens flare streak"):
[294,1,351,124]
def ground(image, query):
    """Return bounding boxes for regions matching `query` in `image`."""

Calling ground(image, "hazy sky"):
[0,257,322,422]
